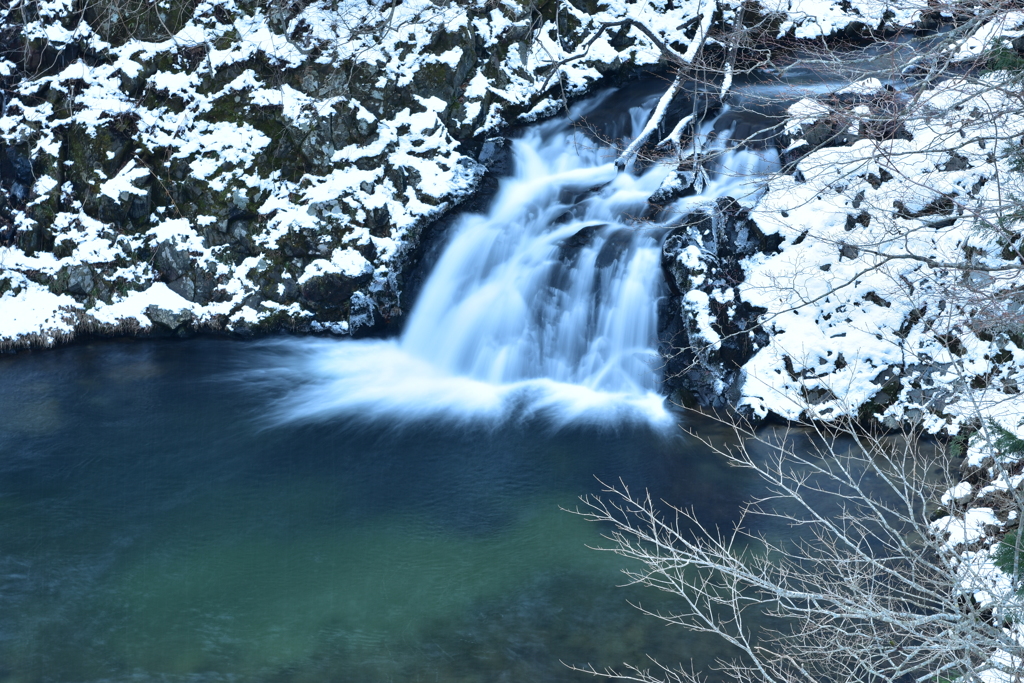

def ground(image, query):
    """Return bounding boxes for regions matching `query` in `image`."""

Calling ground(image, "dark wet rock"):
[66,265,95,297]
[648,170,695,205]
[561,223,604,249]
[299,271,371,322]
[153,242,193,283]
[840,242,860,259]
[479,137,513,175]
[166,275,196,302]
[145,304,194,333]
[659,198,779,410]
[595,229,633,269]
[1,146,33,202]
[194,266,221,304]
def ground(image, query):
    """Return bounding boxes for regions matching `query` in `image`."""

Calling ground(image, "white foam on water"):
[254,337,672,428]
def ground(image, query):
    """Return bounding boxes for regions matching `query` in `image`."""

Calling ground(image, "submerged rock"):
[478,137,514,175]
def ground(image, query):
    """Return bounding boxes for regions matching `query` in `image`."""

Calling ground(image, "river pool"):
[0,338,778,683]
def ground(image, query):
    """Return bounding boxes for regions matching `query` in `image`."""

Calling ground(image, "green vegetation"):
[986,46,1024,73]
[994,529,1024,590]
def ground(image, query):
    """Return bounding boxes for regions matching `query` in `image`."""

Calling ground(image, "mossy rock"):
[84,0,200,45]
[298,271,372,320]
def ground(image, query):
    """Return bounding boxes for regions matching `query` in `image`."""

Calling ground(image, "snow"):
[932,507,999,549]
[738,73,1024,427]
[785,98,831,135]
[836,78,883,95]
[33,175,58,197]
[299,248,373,283]
[148,218,206,252]
[942,482,974,507]
[98,159,150,200]
[209,13,306,69]
[89,282,195,327]
[951,11,1024,61]
[0,282,80,344]
[684,290,721,351]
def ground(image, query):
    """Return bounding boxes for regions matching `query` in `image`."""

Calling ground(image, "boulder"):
[145,304,195,333]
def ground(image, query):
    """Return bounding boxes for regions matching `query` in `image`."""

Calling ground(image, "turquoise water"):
[0,339,764,683]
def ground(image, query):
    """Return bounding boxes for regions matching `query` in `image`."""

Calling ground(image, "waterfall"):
[268,88,779,426]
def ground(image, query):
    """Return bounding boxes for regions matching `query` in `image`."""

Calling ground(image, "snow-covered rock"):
[1,0,681,347]
[0,0,984,349]
[735,72,1024,431]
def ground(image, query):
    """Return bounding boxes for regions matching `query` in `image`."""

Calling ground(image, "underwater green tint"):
[0,339,761,683]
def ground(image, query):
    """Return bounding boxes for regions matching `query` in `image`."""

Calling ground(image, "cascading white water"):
[403,112,663,393]
[271,88,779,425]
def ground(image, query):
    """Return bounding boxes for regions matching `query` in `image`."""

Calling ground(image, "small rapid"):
[271,87,779,426]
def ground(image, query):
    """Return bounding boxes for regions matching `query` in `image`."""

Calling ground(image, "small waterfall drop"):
[270,88,779,426]
[403,107,664,394]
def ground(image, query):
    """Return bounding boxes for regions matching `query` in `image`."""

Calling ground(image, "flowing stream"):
[0,82,788,683]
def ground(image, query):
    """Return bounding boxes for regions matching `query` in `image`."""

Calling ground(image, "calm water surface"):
[0,338,767,683]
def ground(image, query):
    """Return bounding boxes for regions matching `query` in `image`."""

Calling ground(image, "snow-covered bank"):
[645,6,1024,437]
[733,67,1024,433]
[647,20,1024,676]
[7,0,1024,451]
[0,0,975,349]
[926,426,1024,683]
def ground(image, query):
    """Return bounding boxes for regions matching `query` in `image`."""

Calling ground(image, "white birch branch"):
[614,71,685,169]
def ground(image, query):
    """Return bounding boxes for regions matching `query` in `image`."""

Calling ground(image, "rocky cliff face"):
[659,197,780,409]
[0,0,967,350]
[650,64,1024,433]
